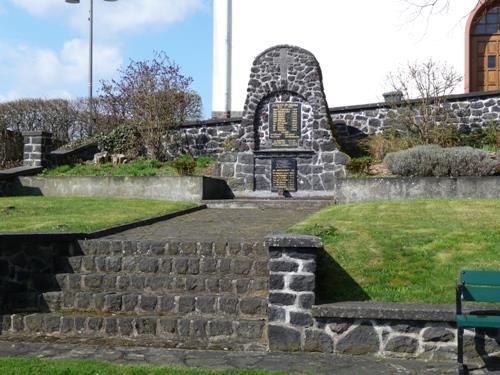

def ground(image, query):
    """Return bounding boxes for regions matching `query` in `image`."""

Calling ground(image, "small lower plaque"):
[271,158,297,192]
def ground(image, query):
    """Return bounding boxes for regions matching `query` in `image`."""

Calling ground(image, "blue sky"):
[0,0,213,118]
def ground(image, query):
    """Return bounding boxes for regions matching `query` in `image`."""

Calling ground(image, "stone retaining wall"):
[330,91,500,140]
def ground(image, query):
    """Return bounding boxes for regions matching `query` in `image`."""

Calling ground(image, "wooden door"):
[471,35,500,91]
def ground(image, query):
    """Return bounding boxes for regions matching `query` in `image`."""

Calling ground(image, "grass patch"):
[40,157,214,177]
[0,357,296,375]
[0,196,196,233]
[290,198,500,304]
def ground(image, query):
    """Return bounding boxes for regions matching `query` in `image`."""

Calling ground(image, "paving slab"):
[105,208,316,241]
[0,340,498,374]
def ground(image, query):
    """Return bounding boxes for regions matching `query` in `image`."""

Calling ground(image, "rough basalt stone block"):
[178,319,190,336]
[104,317,118,335]
[385,335,419,353]
[237,320,265,339]
[135,317,157,335]
[269,260,298,273]
[268,325,301,352]
[139,296,157,312]
[269,292,296,306]
[178,296,196,313]
[240,298,267,315]
[233,259,253,275]
[138,258,159,273]
[104,294,122,312]
[87,317,103,332]
[269,274,285,290]
[304,329,333,353]
[422,326,455,342]
[298,293,315,309]
[196,296,216,314]
[24,314,43,332]
[208,320,233,336]
[289,275,315,292]
[219,296,239,314]
[118,317,134,336]
[290,311,313,327]
[159,318,177,335]
[191,319,207,338]
[174,258,189,274]
[158,295,175,312]
[336,323,379,355]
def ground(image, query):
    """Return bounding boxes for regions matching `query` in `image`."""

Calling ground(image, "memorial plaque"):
[271,158,297,192]
[269,102,301,148]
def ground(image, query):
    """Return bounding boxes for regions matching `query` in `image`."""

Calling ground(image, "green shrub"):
[196,155,214,168]
[347,156,373,175]
[384,145,498,177]
[96,124,144,158]
[169,154,197,176]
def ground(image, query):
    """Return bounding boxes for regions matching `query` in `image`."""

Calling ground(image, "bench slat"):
[461,270,500,286]
[462,286,500,302]
[457,314,500,328]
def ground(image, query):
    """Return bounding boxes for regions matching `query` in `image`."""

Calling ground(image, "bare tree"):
[387,59,463,145]
[98,51,201,160]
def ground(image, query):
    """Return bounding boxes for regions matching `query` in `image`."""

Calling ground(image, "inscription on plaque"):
[269,102,301,148]
[271,158,297,192]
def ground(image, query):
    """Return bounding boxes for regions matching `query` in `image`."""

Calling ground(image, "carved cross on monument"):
[273,48,293,80]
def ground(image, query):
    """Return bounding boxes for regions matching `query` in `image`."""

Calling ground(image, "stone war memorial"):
[216,45,348,193]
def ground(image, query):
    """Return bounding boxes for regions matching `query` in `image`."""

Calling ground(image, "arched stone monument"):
[231,45,348,192]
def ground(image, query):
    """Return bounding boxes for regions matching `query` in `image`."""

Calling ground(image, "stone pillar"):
[22,131,52,167]
[265,234,321,352]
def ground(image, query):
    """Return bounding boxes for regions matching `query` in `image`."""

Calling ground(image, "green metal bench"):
[456,270,500,375]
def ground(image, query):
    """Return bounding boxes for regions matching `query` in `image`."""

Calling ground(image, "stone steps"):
[0,312,266,351]
[51,274,268,294]
[54,256,269,276]
[76,239,268,258]
[6,291,268,317]
[203,199,334,210]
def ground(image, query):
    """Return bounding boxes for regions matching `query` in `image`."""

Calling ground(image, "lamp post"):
[65,0,118,127]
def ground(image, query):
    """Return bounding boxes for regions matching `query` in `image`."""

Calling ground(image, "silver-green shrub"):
[384,145,498,177]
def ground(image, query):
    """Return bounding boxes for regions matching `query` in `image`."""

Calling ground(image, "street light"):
[65,0,118,127]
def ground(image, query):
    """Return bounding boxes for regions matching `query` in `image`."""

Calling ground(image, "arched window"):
[474,5,500,35]
[466,1,500,92]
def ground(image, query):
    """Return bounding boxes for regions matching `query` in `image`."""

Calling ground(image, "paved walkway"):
[0,340,493,374]
[105,208,316,241]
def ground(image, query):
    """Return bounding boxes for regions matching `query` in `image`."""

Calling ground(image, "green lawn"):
[40,158,213,177]
[0,357,294,375]
[290,198,500,304]
[0,197,196,233]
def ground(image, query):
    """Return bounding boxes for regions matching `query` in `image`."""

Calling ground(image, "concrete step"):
[203,199,334,210]
[0,312,266,351]
[76,239,268,257]
[40,291,267,317]
[51,273,268,295]
[55,255,269,276]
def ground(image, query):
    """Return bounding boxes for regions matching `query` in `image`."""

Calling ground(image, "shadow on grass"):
[315,247,370,304]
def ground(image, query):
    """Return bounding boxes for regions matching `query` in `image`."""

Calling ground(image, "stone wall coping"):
[312,302,461,322]
[0,166,42,179]
[265,233,323,249]
[22,131,53,137]
[329,90,500,114]
[51,142,98,156]
[179,118,242,129]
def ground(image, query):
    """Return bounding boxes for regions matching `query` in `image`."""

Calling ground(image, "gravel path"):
[105,208,316,241]
[0,340,493,374]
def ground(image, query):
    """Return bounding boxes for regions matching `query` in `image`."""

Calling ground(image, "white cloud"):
[10,0,66,17]
[0,39,122,101]
[11,0,206,35]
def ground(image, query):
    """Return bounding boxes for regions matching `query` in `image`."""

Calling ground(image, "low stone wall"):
[9,176,232,202]
[330,91,500,139]
[266,234,500,366]
[332,176,500,204]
